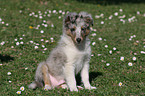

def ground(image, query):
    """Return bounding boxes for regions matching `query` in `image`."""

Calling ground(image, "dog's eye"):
[81,27,85,31]
[70,28,75,32]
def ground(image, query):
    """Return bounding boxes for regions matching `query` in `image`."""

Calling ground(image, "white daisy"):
[132,57,136,61]
[114,12,118,16]
[59,10,62,13]
[43,20,46,23]
[130,36,134,38]
[119,9,123,12]
[44,48,47,50]
[113,47,116,50]
[105,45,108,48]
[39,16,43,19]
[129,38,132,41]
[29,13,32,16]
[47,14,50,17]
[16,91,21,94]
[137,11,140,15]
[25,67,28,70]
[95,15,100,18]
[11,46,14,48]
[42,45,45,48]
[9,81,12,83]
[141,51,145,54]
[30,41,33,43]
[6,23,9,26]
[91,54,94,56]
[119,82,122,86]
[41,39,44,41]
[34,46,38,49]
[50,38,54,42]
[92,42,96,45]
[109,15,113,19]
[53,10,56,13]
[106,63,110,66]
[49,10,51,13]
[120,57,124,61]
[100,13,104,17]
[91,33,96,36]
[93,29,97,32]
[51,24,54,27]
[62,12,65,15]
[128,62,133,66]
[101,21,104,24]
[2,21,4,24]
[34,15,38,17]
[36,43,39,45]
[98,54,101,56]
[16,42,20,45]
[98,37,102,41]
[1,41,5,45]
[20,42,23,44]
[45,40,49,43]
[20,38,23,40]
[109,50,112,54]
[19,10,22,13]
[44,24,48,27]
[58,16,61,19]
[7,72,11,75]
[20,86,25,91]
[15,39,18,41]
[40,30,44,33]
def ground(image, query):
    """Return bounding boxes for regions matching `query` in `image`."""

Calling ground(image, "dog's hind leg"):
[41,64,52,90]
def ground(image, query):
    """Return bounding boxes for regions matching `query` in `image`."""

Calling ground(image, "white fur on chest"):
[63,43,90,74]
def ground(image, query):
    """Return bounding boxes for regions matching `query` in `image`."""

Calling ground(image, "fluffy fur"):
[28,12,96,91]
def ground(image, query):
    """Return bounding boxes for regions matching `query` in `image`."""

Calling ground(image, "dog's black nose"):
[76,38,81,43]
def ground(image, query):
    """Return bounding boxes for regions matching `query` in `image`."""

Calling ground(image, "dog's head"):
[63,12,93,44]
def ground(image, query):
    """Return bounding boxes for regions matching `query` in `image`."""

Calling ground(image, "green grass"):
[0,0,145,95]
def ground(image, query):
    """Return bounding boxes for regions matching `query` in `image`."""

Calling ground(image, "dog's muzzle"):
[76,38,81,43]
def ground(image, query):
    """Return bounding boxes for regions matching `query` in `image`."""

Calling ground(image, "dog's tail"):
[28,81,43,89]
[28,62,45,89]
[28,81,37,89]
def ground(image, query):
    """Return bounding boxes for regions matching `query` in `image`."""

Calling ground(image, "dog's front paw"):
[85,86,97,90]
[44,85,52,91]
[60,84,68,89]
[70,87,78,92]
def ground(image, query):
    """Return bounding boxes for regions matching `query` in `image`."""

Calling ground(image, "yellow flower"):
[29,26,33,29]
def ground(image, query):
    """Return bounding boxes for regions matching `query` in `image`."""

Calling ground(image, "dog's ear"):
[79,12,93,26]
[64,15,71,25]
[64,12,78,25]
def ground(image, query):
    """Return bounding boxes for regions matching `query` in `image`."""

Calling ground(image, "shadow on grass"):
[0,54,14,63]
[77,0,145,5]
[76,72,102,85]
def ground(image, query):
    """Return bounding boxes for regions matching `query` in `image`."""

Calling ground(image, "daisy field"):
[0,0,145,95]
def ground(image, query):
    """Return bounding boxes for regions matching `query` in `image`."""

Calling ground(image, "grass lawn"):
[0,0,145,95]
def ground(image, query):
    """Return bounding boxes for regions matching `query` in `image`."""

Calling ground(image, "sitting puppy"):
[29,12,96,91]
